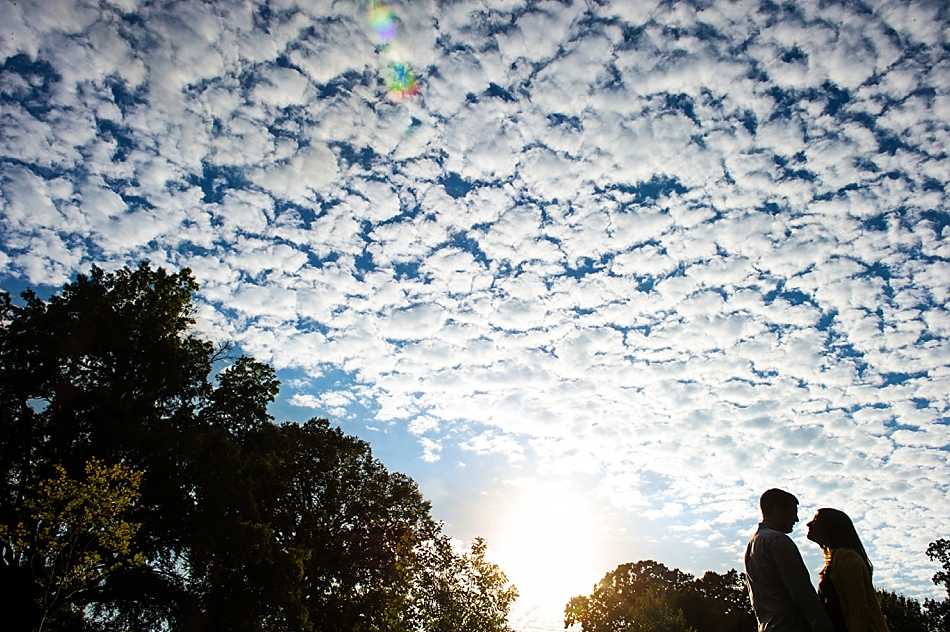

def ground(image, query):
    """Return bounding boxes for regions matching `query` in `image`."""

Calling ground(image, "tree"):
[877,590,929,632]
[619,591,693,632]
[930,539,950,597]
[689,570,756,632]
[0,458,144,631]
[926,539,950,632]
[566,583,693,632]
[565,561,755,632]
[0,263,215,630]
[271,417,438,632]
[0,263,249,625]
[397,535,519,632]
[565,561,693,632]
[928,599,950,632]
[1,262,519,632]
[442,537,519,632]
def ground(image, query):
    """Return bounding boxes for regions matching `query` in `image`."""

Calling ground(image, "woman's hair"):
[816,508,873,576]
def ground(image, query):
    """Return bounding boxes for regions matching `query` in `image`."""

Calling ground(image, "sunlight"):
[489,486,607,612]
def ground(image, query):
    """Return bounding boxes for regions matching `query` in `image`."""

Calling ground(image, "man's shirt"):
[744,522,835,632]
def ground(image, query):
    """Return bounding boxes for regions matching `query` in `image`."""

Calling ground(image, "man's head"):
[759,488,799,533]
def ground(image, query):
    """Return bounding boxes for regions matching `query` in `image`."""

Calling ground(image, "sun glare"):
[489,487,606,610]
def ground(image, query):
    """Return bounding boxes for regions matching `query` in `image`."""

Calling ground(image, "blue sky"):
[2,0,949,629]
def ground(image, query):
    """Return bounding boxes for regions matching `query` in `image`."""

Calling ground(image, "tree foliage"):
[617,591,693,632]
[0,262,517,632]
[0,458,144,631]
[397,535,519,632]
[926,539,950,632]
[930,539,950,598]
[565,560,755,632]
[877,590,929,632]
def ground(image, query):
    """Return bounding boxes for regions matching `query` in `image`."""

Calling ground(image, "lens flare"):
[368,6,398,41]
[367,1,419,101]
[384,61,419,100]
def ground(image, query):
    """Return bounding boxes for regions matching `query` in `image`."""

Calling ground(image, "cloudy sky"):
[2,0,949,628]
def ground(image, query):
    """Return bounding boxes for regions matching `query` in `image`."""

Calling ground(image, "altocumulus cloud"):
[1,0,949,622]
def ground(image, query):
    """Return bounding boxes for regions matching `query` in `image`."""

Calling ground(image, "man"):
[745,489,835,632]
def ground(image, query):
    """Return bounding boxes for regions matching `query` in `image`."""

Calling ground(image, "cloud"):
[461,430,526,463]
[419,437,442,462]
[2,0,950,621]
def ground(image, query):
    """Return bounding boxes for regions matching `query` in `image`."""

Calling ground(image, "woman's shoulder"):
[832,548,868,573]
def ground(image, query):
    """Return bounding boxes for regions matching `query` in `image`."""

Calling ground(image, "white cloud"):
[419,436,442,462]
[461,430,526,463]
[252,67,310,108]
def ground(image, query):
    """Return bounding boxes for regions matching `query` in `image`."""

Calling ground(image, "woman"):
[806,508,889,632]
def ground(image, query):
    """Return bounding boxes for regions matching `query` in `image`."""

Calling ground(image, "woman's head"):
[807,508,873,574]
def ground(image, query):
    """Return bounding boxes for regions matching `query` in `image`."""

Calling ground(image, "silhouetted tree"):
[690,570,757,632]
[395,534,519,632]
[565,561,755,632]
[1,263,518,632]
[877,590,928,632]
[0,263,215,630]
[926,539,950,632]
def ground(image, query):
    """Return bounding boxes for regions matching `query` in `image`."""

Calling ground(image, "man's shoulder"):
[752,523,790,540]
[748,523,800,555]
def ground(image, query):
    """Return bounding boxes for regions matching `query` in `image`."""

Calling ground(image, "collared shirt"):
[745,522,836,632]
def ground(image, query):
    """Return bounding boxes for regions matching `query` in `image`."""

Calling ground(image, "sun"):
[488,486,607,610]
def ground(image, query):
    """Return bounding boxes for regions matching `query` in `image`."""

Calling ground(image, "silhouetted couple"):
[744,488,889,632]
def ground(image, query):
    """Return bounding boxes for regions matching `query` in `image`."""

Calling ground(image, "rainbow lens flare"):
[367,1,419,101]
[368,6,398,41]
[384,61,419,100]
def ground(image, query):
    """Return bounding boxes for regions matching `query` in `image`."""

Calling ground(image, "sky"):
[1,0,949,629]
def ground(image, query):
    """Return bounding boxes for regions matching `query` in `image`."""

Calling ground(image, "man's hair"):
[759,488,798,516]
